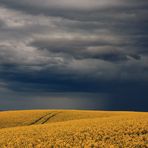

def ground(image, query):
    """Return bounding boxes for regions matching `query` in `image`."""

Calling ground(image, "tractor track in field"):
[41,112,60,124]
[29,112,61,125]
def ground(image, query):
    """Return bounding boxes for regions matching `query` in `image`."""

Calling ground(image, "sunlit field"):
[0,110,148,148]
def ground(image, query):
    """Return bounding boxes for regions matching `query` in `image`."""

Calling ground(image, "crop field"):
[0,110,148,148]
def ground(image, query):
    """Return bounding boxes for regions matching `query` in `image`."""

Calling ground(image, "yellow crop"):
[0,110,148,148]
[0,110,50,128]
[0,110,120,128]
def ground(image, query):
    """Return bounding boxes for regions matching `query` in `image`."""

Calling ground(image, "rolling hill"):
[0,110,148,147]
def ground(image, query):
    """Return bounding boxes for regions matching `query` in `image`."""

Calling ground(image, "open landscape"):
[0,110,148,148]
[0,0,148,147]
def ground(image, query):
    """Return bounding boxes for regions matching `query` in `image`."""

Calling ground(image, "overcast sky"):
[0,0,148,111]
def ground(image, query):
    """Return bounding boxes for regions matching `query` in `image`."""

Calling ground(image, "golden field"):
[0,110,148,148]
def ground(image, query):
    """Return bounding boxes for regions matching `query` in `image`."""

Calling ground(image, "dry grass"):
[0,110,148,148]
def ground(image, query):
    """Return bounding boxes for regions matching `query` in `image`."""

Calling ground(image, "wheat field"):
[0,110,148,148]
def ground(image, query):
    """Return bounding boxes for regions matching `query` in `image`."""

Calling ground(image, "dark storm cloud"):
[30,38,142,62]
[0,0,148,111]
[0,0,147,14]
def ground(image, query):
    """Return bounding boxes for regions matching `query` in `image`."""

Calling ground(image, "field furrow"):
[29,112,53,125]
[41,112,61,124]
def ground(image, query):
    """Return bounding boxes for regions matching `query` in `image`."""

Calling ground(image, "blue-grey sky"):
[0,0,148,111]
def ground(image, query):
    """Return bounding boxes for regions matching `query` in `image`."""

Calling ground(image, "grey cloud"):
[0,0,147,23]
[0,0,132,11]
[30,37,141,62]
[0,0,147,11]
[0,1,148,111]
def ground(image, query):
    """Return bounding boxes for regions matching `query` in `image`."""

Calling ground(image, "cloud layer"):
[0,0,148,110]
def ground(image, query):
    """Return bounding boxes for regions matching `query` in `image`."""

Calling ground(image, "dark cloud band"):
[0,0,148,111]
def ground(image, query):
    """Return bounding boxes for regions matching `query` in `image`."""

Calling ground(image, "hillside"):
[0,110,123,129]
[0,110,148,147]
